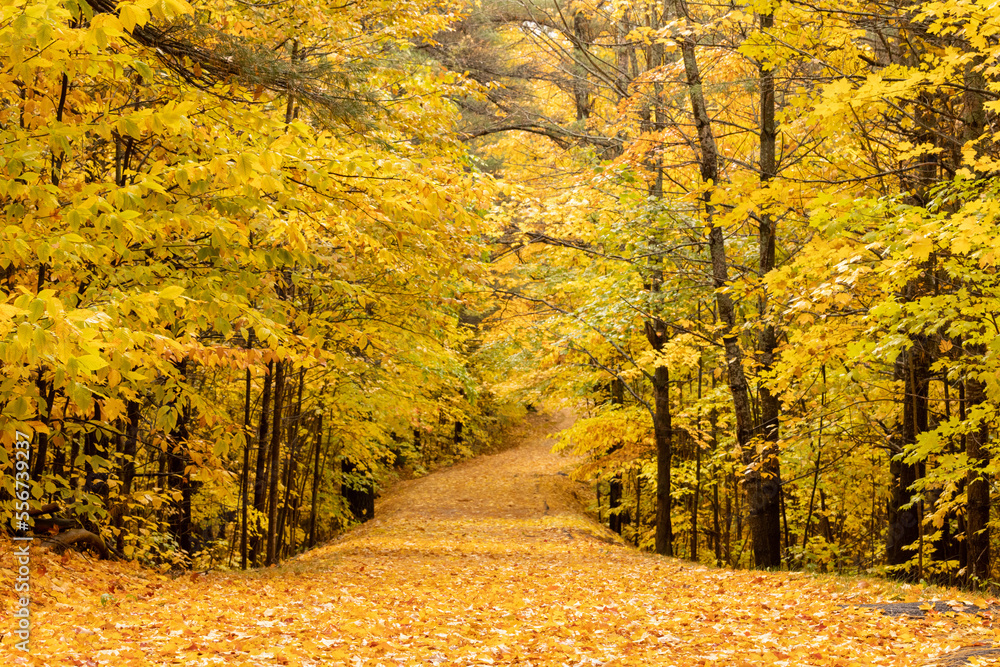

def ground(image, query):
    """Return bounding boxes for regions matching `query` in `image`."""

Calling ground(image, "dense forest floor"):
[3,412,999,666]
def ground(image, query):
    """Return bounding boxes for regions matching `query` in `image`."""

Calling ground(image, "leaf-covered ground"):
[3,412,998,666]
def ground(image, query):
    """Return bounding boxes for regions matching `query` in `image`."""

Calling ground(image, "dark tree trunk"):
[240,368,252,570]
[691,430,701,562]
[67,434,80,490]
[652,364,673,556]
[571,8,591,121]
[265,361,286,566]
[607,378,627,536]
[115,399,141,554]
[308,415,324,548]
[886,341,930,574]
[32,370,55,480]
[962,32,991,589]
[121,400,141,497]
[168,401,193,557]
[277,367,304,558]
[672,2,775,567]
[750,8,784,569]
[965,375,990,584]
[634,473,642,547]
[51,437,66,482]
[249,360,273,565]
[608,479,624,535]
[83,402,108,497]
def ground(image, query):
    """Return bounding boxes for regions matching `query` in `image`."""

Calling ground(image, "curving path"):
[4,411,994,665]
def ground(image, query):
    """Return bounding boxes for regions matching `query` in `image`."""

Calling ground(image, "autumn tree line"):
[454,0,1000,585]
[3,0,1000,588]
[0,0,520,567]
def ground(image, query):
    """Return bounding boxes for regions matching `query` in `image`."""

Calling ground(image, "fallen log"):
[40,528,110,560]
[28,502,61,517]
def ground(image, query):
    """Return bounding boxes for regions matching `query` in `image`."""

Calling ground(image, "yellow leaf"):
[159,285,185,301]
[909,233,933,261]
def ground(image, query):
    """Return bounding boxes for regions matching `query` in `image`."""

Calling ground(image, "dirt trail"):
[374,410,582,523]
[3,412,996,666]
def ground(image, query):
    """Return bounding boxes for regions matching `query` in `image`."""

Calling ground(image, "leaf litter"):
[2,411,998,666]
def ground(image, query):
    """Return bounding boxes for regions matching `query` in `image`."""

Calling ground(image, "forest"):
[1,0,1000,593]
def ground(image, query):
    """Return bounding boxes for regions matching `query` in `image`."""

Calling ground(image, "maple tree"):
[455,0,1000,583]
[0,0,514,568]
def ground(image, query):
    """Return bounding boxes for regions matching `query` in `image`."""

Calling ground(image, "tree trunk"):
[672,0,772,567]
[168,403,193,557]
[886,342,929,575]
[121,400,141,497]
[249,360,273,565]
[31,370,55,480]
[608,378,626,535]
[116,399,141,554]
[571,7,592,121]
[609,478,623,534]
[634,473,642,547]
[653,364,673,556]
[240,368,252,570]
[277,367,304,558]
[691,428,701,561]
[265,361,286,566]
[308,415,324,548]
[965,375,990,584]
[751,8,783,569]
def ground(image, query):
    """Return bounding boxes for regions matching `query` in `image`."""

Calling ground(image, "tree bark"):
[265,361,286,566]
[168,403,193,557]
[277,367,304,558]
[308,414,324,548]
[42,528,109,559]
[751,9,784,569]
[608,378,627,535]
[886,341,929,575]
[672,0,773,567]
[652,364,673,556]
[31,369,55,480]
[250,360,273,565]
[240,367,252,570]
[965,375,990,584]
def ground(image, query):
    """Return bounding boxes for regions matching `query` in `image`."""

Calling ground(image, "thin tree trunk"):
[608,378,626,535]
[753,8,783,569]
[886,342,929,575]
[653,364,673,556]
[635,472,642,547]
[308,415,324,548]
[250,360,273,565]
[115,399,141,554]
[241,367,252,570]
[966,375,990,584]
[31,370,55,480]
[265,361,286,566]
[672,0,769,566]
[122,400,141,497]
[691,356,703,561]
[277,367,304,557]
[961,31,990,589]
[168,396,193,558]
